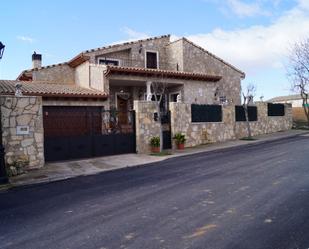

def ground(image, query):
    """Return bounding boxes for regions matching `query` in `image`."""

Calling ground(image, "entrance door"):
[117,96,128,125]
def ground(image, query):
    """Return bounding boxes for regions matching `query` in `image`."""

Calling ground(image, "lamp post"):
[0,41,8,184]
[0,42,5,59]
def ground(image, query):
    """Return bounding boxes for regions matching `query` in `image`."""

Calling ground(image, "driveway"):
[1,134,309,249]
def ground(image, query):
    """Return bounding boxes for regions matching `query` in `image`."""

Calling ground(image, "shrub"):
[150,136,160,147]
[173,133,186,145]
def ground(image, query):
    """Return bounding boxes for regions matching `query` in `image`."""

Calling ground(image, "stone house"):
[17,35,245,110]
[0,34,292,173]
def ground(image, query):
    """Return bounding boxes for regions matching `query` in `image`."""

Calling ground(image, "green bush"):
[150,136,160,147]
[173,133,186,145]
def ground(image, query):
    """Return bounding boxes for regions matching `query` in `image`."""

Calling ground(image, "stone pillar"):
[146,81,152,101]
[1,96,44,176]
[169,102,191,148]
[134,100,160,153]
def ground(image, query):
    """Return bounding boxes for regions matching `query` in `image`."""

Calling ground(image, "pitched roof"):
[0,80,107,99]
[82,34,170,54]
[169,37,245,77]
[104,65,222,82]
[17,62,69,81]
[68,34,171,68]
[268,94,302,102]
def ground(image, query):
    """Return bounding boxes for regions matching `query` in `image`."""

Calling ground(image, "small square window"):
[219,96,227,104]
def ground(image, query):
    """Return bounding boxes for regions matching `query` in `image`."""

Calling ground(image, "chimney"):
[32,51,42,68]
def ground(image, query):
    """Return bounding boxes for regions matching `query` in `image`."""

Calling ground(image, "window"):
[98,58,120,66]
[191,104,222,123]
[268,103,285,116]
[219,96,227,104]
[146,51,158,69]
[169,92,180,102]
[235,106,258,121]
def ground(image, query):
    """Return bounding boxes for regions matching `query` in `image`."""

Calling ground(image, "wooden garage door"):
[43,106,102,137]
[43,106,136,162]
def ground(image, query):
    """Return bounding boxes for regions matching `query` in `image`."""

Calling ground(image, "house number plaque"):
[16,126,30,135]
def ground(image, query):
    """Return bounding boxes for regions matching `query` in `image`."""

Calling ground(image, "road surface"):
[1,134,309,249]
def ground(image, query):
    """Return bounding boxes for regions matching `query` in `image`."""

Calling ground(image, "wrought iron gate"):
[162,111,172,150]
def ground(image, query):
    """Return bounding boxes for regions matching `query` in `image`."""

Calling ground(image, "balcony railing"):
[98,58,180,71]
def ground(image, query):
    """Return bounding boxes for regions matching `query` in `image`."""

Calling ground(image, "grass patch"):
[150,151,172,156]
[0,183,12,192]
[240,137,257,141]
[293,121,309,130]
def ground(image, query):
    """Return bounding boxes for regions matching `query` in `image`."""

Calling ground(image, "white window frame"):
[145,50,159,69]
[97,57,121,66]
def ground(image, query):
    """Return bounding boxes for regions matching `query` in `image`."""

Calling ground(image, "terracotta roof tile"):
[82,35,170,54]
[104,66,222,82]
[0,80,107,99]
[268,94,301,102]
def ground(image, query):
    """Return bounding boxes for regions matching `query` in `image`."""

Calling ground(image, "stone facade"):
[169,102,235,147]
[169,102,292,148]
[84,35,172,69]
[134,101,160,153]
[234,102,293,138]
[23,35,244,109]
[167,38,243,105]
[1,96,44,175]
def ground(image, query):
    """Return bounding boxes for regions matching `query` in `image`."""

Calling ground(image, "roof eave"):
[0,92,108,99]
[67,54,90,68]
[104,66,222,82]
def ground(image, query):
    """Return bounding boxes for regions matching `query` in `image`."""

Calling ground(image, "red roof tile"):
[104,66,222,82]
[0,80,107,99]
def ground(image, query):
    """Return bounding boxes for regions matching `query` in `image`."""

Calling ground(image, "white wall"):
[75,61,90,89]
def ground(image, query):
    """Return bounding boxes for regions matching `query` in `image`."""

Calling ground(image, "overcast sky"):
[1,0,309,99]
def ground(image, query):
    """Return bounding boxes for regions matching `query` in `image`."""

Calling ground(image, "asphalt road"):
[1,135,309,249]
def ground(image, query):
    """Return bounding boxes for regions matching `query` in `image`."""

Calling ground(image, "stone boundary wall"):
[170,102,292,148]
[1,96,44,175]
[134,101,160,153]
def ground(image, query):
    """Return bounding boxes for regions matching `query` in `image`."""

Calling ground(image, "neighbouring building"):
[0,34,292,174]
[268,94,307,123]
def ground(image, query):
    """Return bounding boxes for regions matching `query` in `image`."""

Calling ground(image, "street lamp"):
[0,42,5,60]
[0,41,8,184]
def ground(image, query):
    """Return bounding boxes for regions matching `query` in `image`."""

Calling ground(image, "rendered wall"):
[32,64,75,84]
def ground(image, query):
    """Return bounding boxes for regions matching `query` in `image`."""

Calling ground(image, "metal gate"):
[43,106,136,162]
[162,111,172,150]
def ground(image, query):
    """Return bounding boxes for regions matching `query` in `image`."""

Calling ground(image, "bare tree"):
[288,38,309,126]
[150,81,168,152]
[242,83,256,139]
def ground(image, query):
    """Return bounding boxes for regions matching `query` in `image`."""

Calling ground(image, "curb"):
[6,131,308,189]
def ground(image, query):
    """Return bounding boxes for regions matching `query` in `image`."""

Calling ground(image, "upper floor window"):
[98,57,120,66]
[145,51,159,69]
